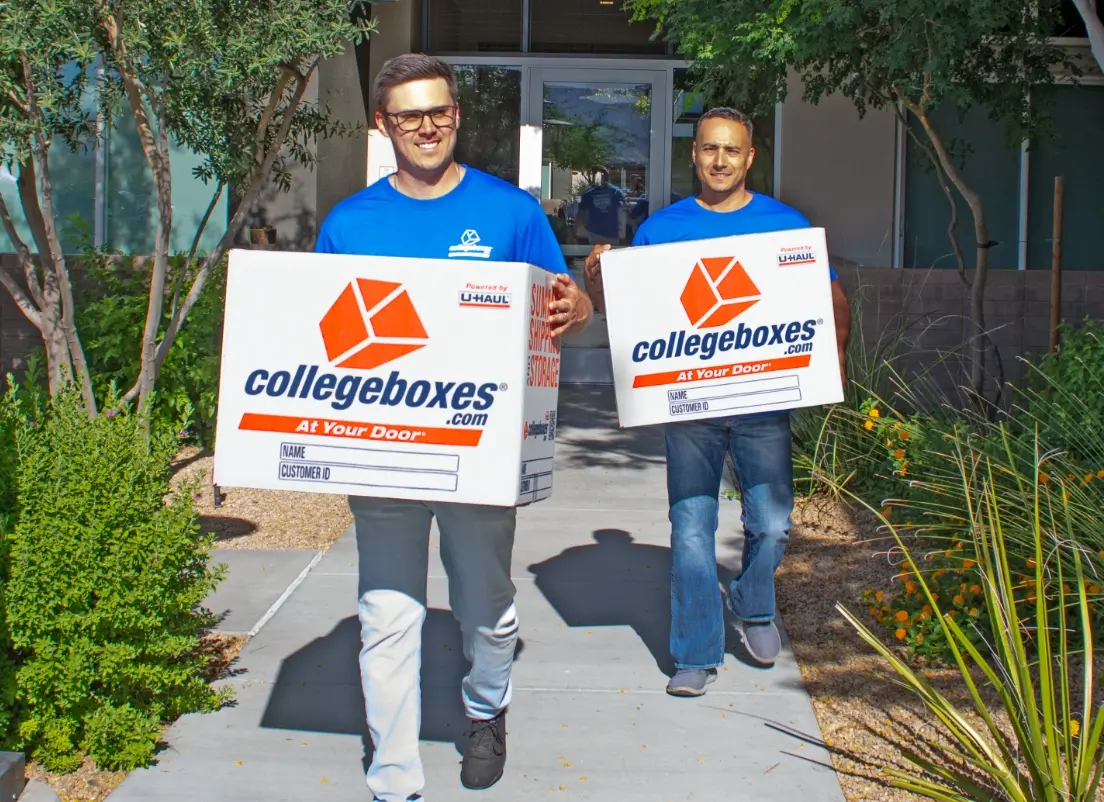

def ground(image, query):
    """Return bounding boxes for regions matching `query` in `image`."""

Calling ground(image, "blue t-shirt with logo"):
[633,192,837,281]
[315,167,569,274]
[633,193,837,419]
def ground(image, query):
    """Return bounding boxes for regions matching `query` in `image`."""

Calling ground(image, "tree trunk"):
[1072,0,1104,74]
[909,106,991,408]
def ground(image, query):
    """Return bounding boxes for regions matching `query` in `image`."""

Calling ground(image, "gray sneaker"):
[734,620,781,666]
[665,668,718,697]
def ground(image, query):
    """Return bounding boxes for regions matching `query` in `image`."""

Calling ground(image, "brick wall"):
[3,255,1103,397]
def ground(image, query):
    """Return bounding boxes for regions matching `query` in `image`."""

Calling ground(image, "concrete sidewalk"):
[110,386,844,801]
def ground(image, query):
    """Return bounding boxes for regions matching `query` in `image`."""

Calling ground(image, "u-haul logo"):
[680,256,760,329]
[459,290,511,309]
[320,279,428,370]
[777,245,817,267]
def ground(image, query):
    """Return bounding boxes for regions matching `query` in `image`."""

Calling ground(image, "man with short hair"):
[316,53,592,801]
[583,107,850,697]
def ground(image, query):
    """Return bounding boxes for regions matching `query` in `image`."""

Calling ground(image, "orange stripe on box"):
[459,302,510,309]
[632,354,812,389]
[239,413,483,447]
[779,259,817,266]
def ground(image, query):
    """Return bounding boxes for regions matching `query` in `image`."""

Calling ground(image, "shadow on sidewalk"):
[528,528,756,676]
[555,385,666,470]
[528,528,677,676]
[258,609,525,766]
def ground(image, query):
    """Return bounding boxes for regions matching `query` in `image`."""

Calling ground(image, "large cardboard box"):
[212,250,562,506]
[600,228,842,428]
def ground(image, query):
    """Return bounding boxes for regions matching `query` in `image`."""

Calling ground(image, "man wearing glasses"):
[315,54,592,802]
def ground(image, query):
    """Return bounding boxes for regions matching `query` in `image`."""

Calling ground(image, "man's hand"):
[548,273,593,339]
[582,243,611,314]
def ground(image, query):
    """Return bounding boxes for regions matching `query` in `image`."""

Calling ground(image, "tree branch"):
[0,192,43,331]
[167,181,224,326]
[256,69,294,166]
[117,59,320,409]
[0,183,46,312]
[1072,0,1104,74]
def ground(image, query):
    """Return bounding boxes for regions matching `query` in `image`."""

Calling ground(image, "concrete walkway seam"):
[246,549,324,638]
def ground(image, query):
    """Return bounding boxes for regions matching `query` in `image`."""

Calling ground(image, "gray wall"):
[779,73,898,269]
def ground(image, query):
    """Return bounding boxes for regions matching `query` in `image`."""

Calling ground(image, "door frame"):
[525,66,671,383]
[524,66,671,257]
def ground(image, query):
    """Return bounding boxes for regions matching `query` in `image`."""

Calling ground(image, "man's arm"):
[831,278,851,391]
[520,203,593,338]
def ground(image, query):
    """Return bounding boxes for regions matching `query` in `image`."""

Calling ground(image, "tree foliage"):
[630,0,1079,407]
[0,0,375,418]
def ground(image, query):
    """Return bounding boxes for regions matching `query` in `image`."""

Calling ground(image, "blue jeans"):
[665,413,794,670]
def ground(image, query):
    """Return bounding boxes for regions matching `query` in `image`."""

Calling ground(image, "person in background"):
[574,167,626,245]
[581,107,850,697]
[315,53,592,801]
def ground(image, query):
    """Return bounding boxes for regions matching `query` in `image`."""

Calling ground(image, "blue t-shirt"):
[633,192,838,281]
[578,183,625,238]
[315,166,569,274]
[634,193,837,419]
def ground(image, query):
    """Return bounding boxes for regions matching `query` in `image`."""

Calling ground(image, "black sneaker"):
[460,712,507,789]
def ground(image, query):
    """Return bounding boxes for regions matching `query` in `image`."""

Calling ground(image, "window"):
[105,108,227,255]
[1027,85,1104,271]
[529,0,666,55]
[453,65,522,184]
[0,62,98,254]
[427,0,522,53]
[903,105,1021,270]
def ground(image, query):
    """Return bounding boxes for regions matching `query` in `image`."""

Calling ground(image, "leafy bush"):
[4,389,227,772]
[74,250,226,449]
[840,445,1104,801]
[1018,317,1104,463]
[0,387,20,745]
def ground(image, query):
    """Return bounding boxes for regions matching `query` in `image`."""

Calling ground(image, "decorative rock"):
[0,752,25,802]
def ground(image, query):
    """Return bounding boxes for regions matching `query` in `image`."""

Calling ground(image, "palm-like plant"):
[839,438,1104,801]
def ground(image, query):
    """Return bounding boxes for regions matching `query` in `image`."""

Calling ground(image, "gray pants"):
[350,496,519,802]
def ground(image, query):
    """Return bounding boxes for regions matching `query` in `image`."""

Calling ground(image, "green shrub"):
[0,387,20,745]
[840,445,1104,801]
[74,250,226,449]
[5,389,227,772]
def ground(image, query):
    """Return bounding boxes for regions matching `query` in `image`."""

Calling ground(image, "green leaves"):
[629,0,1075,140]
[3,387,227,771]
[839,448,1104,801]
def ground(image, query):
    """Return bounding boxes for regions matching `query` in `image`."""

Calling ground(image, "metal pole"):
[1048,176,1064,354]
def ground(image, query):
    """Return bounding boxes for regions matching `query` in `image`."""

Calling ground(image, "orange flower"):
[953,594,965,605]
[900,430,910,441]
[905,580,918,595]
[864,419,875,431]
[962,559,976,570]
[894,449,906,459]
[1085,473,1095,483]
[1026,558,1037,569]
[899,461,909,477]
[895,610,909,623]
[933,570,945,579]
[970,584,982,595]
[875,591,884,602]
[895,628,907,640]
[969,608,980,617]
[869,408,880,418]
[1039,473,1051,485]
[1071,719,1081,738]
[1097,470,1104,480]
[922,604,933,616]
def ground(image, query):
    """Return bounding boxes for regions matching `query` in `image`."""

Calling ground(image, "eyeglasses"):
[384,105,458,132]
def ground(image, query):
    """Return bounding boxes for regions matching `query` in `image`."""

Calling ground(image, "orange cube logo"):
[680,256,760,329]
[319,279,429,370]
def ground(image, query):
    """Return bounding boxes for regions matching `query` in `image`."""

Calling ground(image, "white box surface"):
[600,228,842,428]
[212,250,562,506]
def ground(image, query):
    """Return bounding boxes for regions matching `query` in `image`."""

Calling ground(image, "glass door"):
[525,68,668,384]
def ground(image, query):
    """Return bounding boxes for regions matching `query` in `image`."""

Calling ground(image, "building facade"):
[1,0,1103,385]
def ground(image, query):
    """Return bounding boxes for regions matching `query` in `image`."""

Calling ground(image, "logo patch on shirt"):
[448,229,493,259]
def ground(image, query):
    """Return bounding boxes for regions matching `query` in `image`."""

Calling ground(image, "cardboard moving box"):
[212,250,562,507]
[600,228,842,428]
